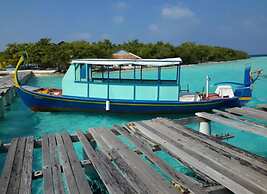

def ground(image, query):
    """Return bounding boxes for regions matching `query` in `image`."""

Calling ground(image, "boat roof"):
[71,57,182,66]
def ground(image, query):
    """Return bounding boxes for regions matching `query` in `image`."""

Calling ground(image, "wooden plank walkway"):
[129,119,267,194]
[196,112,267,138]
[226,107,267,121]
[0,137,34,194]
[90,127,178,194]
[158,118,267,173]
[1,107,267,194]
[0,72,32,95]
[0,130,184,194]
[112,125,210,194]
[213,109,267,128]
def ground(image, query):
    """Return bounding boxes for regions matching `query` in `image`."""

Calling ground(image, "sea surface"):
[0,56,267,193]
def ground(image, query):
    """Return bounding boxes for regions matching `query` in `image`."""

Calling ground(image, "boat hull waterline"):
[17,87,243,113]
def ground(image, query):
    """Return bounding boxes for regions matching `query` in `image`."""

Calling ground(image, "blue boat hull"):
[16,87,243,114]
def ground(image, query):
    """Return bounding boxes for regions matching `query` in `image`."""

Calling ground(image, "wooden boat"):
[14,53,259,113]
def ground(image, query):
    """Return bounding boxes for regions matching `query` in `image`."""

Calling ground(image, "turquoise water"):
[0,57,267,193]
[2,57,266,141]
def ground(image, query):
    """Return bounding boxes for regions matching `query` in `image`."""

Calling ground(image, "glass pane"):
[161,66,177,80]
[80,64,86,79]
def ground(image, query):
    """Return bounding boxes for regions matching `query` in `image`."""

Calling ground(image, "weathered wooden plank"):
[7,137,27,194]
[33,133,92,149]
[60,133,92,194]
[124,122,217,186]
[227,107,267,121]
[113,125,207,194]
[48,135,64,194]
[56,134,80,194]
[90,128,178,194]
[213,108,267,133]
[42,135,54,194]
[213,109,267,128]
[32,159,92,180]
[19,137,34,194]
[174,116,200,125]
[134,121,267,194]
[77,131,137,194]
[158,118,267,173]
[90,129,154,193]
[196,112,267,138]
[0,138,18,194]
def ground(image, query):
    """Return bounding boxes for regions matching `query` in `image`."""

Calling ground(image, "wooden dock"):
[0,71,32,118]
[0,105,267,193]
[0,132,185,194]
[0,71,32,95]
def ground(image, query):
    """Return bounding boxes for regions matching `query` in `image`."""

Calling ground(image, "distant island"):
[0,38,248,71]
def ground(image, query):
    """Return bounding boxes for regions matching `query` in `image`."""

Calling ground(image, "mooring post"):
[199,117,211,136]
[0,96,4,118]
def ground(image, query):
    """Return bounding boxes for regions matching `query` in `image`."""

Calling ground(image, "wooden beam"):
[60,133,93,194]
[0,138,18,194]
[32,159,92,180]
[42,135,54,194]
[113,125,207,194]
[213,109,267,128]
[196,112,267,138]
[49,135,64,194]
[0,132,92,153]
[133,120,267,194]
[56,135,84,194]
[7,138,27,194]
[226,107,267,121]
[156,118,267,175]
[19,137,34,194]
[90,128,179,194]
[77,131,137,194]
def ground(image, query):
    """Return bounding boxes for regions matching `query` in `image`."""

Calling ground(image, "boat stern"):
[234,66,253,105]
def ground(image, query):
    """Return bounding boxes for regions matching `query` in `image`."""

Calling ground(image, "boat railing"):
[75,78,178,86]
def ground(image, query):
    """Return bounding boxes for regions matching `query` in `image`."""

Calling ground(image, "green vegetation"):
[0,38,248,70]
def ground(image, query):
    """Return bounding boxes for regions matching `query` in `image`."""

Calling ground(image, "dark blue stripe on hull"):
[17,88,241,114]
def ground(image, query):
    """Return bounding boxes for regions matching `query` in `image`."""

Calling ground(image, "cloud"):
[113,16,125,24]
[148,24,160,33]
[161,5,194,19]
[113,1,128,10]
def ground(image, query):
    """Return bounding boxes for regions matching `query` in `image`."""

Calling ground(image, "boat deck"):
[1,106,267,193]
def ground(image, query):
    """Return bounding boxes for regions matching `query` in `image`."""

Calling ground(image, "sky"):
[0,0,266,54]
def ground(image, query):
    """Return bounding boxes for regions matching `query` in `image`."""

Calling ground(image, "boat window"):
[75,64,87,81]
[75,64,80,81]
[88,65,92,81]
[141,67,158,80]
[160,66,178,81]
[80,64,86,80]
[89,65,178,85]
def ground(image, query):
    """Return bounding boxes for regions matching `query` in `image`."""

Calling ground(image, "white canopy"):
[71,57,182,66]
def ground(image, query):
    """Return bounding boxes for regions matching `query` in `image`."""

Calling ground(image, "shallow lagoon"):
[1,57,267,140]
[0,57,267,193]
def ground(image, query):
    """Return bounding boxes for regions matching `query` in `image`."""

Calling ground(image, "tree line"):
[0,38,248,70]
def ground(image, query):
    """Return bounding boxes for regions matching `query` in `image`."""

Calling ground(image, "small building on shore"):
[112,50,142,59]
